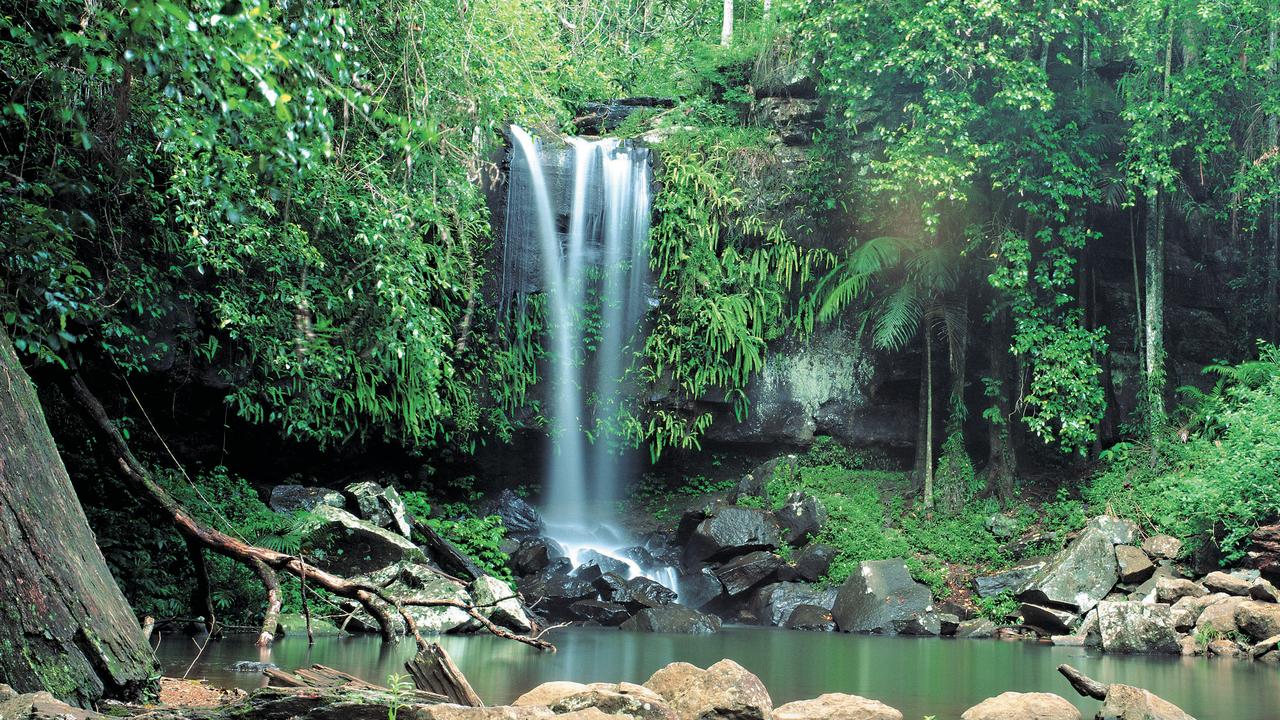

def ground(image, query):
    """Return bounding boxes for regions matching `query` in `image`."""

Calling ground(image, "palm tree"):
[815,235,967,510]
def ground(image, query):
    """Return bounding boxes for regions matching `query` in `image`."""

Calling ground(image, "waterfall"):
[505,127,676,592]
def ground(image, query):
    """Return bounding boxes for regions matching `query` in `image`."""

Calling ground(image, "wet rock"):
[1086,515,1139,545]
[1169,594,1228,631]
[575,97,675,135]
[832,559,933,634]
[481,489,543,536]
[644,659,771,720]
[1141,535,1183,560]
[895,613,942,636]
[1249,578,1279,602]
[301,505,427,576]
[512,538,561,575]
[1154,577,1208,604]
[620,606,722,634]
[677,568,725,611]
[567,600,631,626]
[792,544,838,583]
[1249,633,1280,659]
[1201,571,1251,596]
[1096,601,1179,654]
[468,575,533,632]
[1115,546,1155,584]
[1097,684,1195,720]
[747,582,837,626]
[269,485,346,514]
[590,572,629,602]
[230,660,279,672]
[954,619,996,638]
[974,561,1046,598]
[347,562,473,633]
[1019,603,1078,635]
[774,492,827,545]
[960,692,1081,720]
[784,604,836,631]
[621,576,679,609]
[1206,638,1244,657]
[773,693,902,720]
[1235,599,1280,642]
[685,507,782,564]
[1193,595,1246,636]
[939,613,961,636]
[346,481,411,538]
[713,551,785,596]
[1018,525,1118,614]
[572,553,630,581]
[756,97,822,146]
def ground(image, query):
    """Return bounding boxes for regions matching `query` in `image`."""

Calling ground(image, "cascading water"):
[505,126,677,592]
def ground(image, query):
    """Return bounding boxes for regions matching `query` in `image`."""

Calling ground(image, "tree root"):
[69,372,555,653]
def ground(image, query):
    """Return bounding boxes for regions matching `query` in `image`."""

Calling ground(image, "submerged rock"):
[961,692,1080,720]
[620,606,722,634]
[644,660,771,720]
[832,559,933,634]
[773,693,902,720]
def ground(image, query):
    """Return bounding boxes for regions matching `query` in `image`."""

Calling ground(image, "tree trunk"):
[0,329,158,706]
[721,0,734,46]
[1268,3,1278,343]
[1144,187,1166,428]
[923,330,935,510]
[985,307,1016,502]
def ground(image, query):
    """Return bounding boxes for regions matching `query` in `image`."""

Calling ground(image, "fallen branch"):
[1057,664,1109,701]
[68,373,554,653]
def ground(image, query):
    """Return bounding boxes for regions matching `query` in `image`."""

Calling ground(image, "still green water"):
[156,627,1277,718]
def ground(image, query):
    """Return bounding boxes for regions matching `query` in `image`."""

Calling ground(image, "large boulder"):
[567,600,631,626]
[1141,535,1184,561]
[747,582,838,626]
[346,481,411,537]
[685,508,781,564]
[1096,601,1179,654]
[1235,600,1280,643]
[1154,577,1207,604]
[644,660,771,720]
[1114,546,1155,584]
[269,485,346,514]
[784,604,836,632]
[713,551,785,596]
[1087,515,1139,545]
[1200,571,1251,597]
[1169,594,1229,631]
[1018,525,1118,614]
[678,568,726,611]
[774,492,827,545]
[974,560,1046,598]
[832,559,933,634]
[512,538,563,576]
[615,576,679,610]
[482,489,543,536]
[620,606,722,634]
[1018,603,1078,635]
[347,562,473,633]
[467,575,533,632]
[773,693,902,720]
[960,692,1081,720]
[1194,595,1247,636]
[301,505,427,575]
[1097,684,1195,720]
[539,683,677,720]
[792,544,838,583]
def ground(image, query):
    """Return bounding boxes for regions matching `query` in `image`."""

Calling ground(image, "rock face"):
[350,562,473,633]
[644,660,772,720]
[773,693,902,720]
[685,508,781,564]
[1114,546,1155,584]
[713,552,785,596]
[1018,525,1118,614]
[1142,535,1184,560]
[1154,577,1207,604]
[774,492,827,545]
[467,575,533,632]
[346,481,411,537]
[832,559,933,634]
[1193,595,1246,635]
[1200,571,1251,596]
[482,489,543,536]
[678,569,726,611]
[792,544,838,582]
[960,692,1081,720]
[300,505,428,576]
[620,607,722,634]
[1086,516,1139,545]
[269,485,346,514]
[748,582,838,627]
[1096,601,1180,654]
[1098,684,1195,720]
[543,683,677,720]
[1235,600,1280,642]
[974,561,1046,598]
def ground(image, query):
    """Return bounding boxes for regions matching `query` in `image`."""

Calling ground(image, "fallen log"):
[264,664,448,705]
[404,644,483,707]
[1057,664,1107,700]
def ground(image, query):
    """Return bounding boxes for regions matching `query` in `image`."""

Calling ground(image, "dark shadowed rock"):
[1019,603,1078,635]
[960,692,1080,720]
[567,600,631,626]
[623,576,679,609]
[773,693,902,720]
[1249,578,1280,602]
[1115,546,1155,584]
[591,572,630,603]
[747,582,838,626]
[792,544,838,583]
[832,559,933,634]
[784,604,836,631]
[644,659,771,720]
[774,492,827,545]
[685,508,782,565]
[572,553,630,581]
[895,613,942,636]
[482,489,543,536]
[678,568,726,611]
[1018,525,1118,613]
[620,606,722,634]
[974,560,1046,598]
[1096,601,1179,654]
[512,538,563,576]
[269,485,346,514]
[713,551,786,596]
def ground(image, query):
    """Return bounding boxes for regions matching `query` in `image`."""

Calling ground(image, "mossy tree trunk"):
[0,329,158,707]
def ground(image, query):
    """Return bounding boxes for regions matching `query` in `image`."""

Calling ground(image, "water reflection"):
[155,627,1277,719]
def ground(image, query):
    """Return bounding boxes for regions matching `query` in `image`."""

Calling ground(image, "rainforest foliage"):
[2,0,1279,599]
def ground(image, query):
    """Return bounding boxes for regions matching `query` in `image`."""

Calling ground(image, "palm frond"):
[872,284,923,350]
